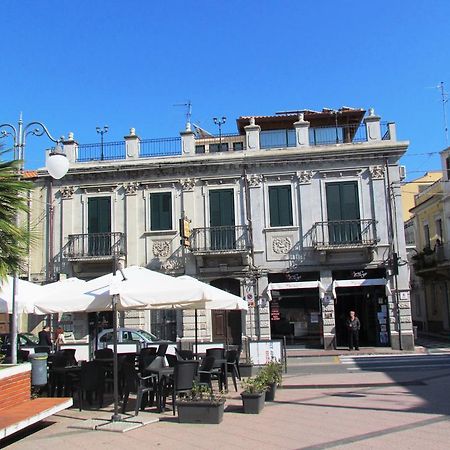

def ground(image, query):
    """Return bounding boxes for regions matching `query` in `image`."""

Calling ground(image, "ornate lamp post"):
[213,116,226,152]
[96,125,109,160]
[0,114,69,363]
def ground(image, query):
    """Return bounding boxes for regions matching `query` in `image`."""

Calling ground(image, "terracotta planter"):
[265,382,277,401]
[176,400,225,424]
[241,392,265,414]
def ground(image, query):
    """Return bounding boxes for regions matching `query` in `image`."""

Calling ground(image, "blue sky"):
[1,0,449,180]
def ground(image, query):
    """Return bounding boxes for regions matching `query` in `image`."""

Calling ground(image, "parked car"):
[0,332,39,354]
[96,327,176,354]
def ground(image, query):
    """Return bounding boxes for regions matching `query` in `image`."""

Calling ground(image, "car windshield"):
[22,333,39,344]
[138,330,159,341]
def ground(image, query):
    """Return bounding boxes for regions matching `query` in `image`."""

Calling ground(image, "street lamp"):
[213,116,226,152]
[0,114,69,364]
[96,125,109,160]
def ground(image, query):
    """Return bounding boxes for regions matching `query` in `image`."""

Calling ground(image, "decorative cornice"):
[179,178,197,191]
[296,170,314,184]
[319,168,363,179]
[247,174,263,187]
[369,165,385,180]
[60,185,75,199]
[123,182,139,195]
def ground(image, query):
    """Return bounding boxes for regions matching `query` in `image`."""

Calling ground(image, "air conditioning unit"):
[399,165,406,181]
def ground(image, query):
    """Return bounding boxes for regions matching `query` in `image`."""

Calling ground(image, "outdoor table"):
[49,365,81,397]
[147,366,174,412]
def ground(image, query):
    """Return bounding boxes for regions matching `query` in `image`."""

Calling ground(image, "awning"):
[267,281,326,300]
[332,278,391,299]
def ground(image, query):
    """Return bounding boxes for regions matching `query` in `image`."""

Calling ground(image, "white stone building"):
[29,107,413,350]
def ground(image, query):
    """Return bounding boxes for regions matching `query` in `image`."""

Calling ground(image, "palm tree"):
[0,156,32,281]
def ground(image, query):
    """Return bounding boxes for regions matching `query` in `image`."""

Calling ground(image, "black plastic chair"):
[175,348,194,360]
[156,343,169,356]
[225,349,240,391]
[162,360,199,415]
[62,348,77,366]
[94,348,114,360]
[205,348,226,389]
[197,355,222,390]
[74,361,106,411]
[121,362,157,416]
[166,354,178,367]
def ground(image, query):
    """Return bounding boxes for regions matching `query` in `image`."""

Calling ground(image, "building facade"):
[28,107,413,350]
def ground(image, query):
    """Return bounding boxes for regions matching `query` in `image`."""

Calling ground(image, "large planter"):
[265,382,277,401]
[239,363,255,378]
[176,400,225,424]
[241,392,265,414]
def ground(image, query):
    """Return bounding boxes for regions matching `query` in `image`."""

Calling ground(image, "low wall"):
[0,364,31,411]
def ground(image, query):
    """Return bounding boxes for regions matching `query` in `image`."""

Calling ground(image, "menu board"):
[270,300,280,321]
[249,340,283,365]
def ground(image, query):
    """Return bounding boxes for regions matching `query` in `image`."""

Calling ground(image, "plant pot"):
[239,363,254,378]
[265,382,277,401]
[241,392,265,414]
[176,400,225,424]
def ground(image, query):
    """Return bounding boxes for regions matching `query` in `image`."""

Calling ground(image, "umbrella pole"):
[111,294,121,422]
[195,309,198,358]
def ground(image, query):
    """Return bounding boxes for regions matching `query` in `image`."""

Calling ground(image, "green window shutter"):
[209,189,234,226]
[88,197,111,233]
[326,182,359,221]
[150,192,172,231]
[269,186,293,227]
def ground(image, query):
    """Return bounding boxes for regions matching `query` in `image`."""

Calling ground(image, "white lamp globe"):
[47,152,69,179]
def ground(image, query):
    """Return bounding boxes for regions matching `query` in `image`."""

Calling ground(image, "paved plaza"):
[2,341,450,450]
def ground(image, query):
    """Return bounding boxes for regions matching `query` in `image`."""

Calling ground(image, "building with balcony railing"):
[28,106,413,350]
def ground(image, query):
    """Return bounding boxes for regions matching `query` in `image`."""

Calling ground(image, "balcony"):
[311,219,377,250]
[64,232,126,261]
[413,243,450,277]
[190,226,251,255]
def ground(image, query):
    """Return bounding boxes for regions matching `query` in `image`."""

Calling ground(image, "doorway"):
[210,278,242,346]
[334,286,390,347]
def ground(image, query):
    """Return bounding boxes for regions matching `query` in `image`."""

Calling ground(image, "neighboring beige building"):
[27,107,413,352]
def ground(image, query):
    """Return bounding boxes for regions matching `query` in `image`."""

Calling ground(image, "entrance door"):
[209,189,235,250]
[211,278,242,345]
[326,182,360,244]
[88,197,111,256]
[334,286,389,347]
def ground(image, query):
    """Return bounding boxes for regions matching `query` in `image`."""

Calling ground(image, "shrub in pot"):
[240,376,266,414]
[259,360,283,401]
[176,383,225,424]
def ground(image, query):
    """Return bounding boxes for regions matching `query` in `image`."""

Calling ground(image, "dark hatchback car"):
[0,332,39,354]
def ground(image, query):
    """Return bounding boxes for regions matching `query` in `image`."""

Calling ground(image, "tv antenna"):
[438,82,449,146]
[174,100,192,127]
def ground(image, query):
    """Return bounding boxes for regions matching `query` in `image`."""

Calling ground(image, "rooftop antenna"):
[174,100,192,129]
[439,82,449,146]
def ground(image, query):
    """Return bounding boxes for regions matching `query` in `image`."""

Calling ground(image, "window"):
[423,224,430,249]
[100,332,113,343]
[233,141,244,151]
[436,218,443,241]
[195,145,205,154]
[150,192,172,231]
[269,185,293,227]
[260,129,296,149]
[209,142,229,152]
[326,182,361,244]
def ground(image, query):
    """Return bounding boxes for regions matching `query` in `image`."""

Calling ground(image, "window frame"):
[267,184,294,228]
[149,191,174,232]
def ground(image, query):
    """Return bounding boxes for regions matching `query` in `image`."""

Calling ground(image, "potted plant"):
[240,376,266,414]
[176,383,225,424]
[239,357,255,378]
[259,360,283,401]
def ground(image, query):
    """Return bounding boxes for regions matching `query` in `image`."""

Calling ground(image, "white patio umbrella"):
[0,276,43,314]
[33,266,207,314]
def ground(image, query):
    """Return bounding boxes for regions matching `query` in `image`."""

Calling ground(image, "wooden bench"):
[0,363,73,440]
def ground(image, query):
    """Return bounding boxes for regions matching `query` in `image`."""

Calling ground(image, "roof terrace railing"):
[139,137,181,157]
[77,141,126,162]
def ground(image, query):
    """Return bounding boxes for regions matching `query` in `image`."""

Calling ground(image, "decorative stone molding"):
[319,168,363,179]
[152,240,171,257]
[247,174,263,187]
[162,258,182,271]
[179,178,197,191]
[60,186,75,199]
[369,166,385,179]
[297,170,314,184]
[272,237,291,254]
[124,182,139,195]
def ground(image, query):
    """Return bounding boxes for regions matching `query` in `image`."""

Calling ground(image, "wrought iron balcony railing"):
[190,225,251,254]
[311,219,377,249]
[65,232,126,260]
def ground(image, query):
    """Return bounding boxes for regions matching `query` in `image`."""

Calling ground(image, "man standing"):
[346,311,360,351]
[38,325,52,351]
